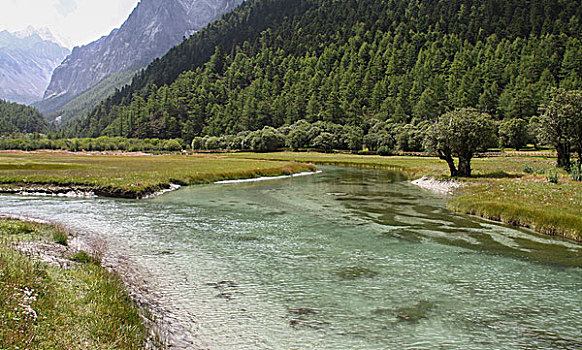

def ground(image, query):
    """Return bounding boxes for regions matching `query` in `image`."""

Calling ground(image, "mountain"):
[0,99,47,135]
[38,0,243,120]
[70,0,582,141]
[0,28,70,105]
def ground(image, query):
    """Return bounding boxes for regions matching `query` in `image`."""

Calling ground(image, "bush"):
[546,170,559,184]
[523,165,535,174]
[163,139,183,151]
[249,127,285,152]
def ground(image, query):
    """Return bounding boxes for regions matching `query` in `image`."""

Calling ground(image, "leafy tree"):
[312,132,336,151]
[163,139,183,151]
[539,88,582,170]
[248,127,285,152]
[424,108,497,177]
[499,118,529,150]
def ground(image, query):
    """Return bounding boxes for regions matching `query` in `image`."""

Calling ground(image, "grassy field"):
[0,151,315,198]
[229,152,581,241]
[0,219,147,349]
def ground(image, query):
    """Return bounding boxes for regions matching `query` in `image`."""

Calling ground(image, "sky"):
[0,0,140,48]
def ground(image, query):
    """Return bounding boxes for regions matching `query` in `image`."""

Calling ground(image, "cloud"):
[54,0,78,16]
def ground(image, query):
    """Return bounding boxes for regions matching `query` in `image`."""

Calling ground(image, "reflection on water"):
[2,166,581,349]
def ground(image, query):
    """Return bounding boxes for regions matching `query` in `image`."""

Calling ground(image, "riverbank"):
[229,152,581,242]
[0,218,151,349]
[1,150,580,242]
[0,151,316,199]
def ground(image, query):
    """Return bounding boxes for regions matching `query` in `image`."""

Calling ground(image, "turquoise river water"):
[1,166,581,349]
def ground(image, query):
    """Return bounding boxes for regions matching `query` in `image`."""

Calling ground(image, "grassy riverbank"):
[0,151,315,198]
[230,152,581,242]
[0,150,579,241]
[0,219,147,349]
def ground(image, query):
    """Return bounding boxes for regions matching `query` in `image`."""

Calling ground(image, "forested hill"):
[0,100,47,135]
[69,0,582,141]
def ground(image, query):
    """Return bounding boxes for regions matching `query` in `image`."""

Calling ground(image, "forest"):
[62,0,582,146]
[0,99,47,136]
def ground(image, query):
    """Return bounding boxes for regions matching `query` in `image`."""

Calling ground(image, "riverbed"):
[2,166,581,349]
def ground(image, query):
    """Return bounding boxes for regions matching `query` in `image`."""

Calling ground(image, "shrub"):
[546,170,559,184]
[523,165,535,174]
[163,139,183,151]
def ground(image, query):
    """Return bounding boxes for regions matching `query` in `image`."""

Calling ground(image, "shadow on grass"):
[471,171,522,179]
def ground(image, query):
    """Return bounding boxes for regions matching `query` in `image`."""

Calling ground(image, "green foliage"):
[523,165,535,174]
[424,108,497,177]
[546,169,559,184]
[163,139,183,151]
[0,100,47,136]
[499,118,529,151]
[540,88,582,169]
[68,0,582,142]
[0,135,184,153]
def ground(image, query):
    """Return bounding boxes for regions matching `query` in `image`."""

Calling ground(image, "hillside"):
[69,0,582,142]
[0,99,47,135]
[36,0,243,121]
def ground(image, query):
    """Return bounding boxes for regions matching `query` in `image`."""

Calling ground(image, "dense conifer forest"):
[59,0,582,152]
[0,100,47,136]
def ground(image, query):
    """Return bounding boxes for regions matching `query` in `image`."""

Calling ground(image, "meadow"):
[0,151,315,198]
[0,219,147,349]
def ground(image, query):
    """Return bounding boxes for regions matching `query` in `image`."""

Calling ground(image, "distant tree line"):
[0,100,47,136]
[0,135,185,153]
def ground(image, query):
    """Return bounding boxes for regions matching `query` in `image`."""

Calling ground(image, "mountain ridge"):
[40,0,243,118]
[0,29,70,105]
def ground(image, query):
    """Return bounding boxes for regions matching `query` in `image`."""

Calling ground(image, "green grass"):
[0,219,147,349]
[449,179,582,241]
[0,151,316,198]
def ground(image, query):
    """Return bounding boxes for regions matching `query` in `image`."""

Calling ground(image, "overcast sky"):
[0,0,140,48]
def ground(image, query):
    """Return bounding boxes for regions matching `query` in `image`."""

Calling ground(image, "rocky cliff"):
[43,0,243,102]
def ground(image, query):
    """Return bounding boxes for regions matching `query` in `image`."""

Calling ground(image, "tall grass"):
[448,180,582,241]
[0,219,147,349]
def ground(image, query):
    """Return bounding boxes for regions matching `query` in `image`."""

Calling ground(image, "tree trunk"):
[556,142,571,171]
[439,151,458,177]
[457,156,472,177]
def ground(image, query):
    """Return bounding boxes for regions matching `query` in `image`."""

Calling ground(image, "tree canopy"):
[424,108,496,177]
[0,100,47,136]
[65,0,582,142]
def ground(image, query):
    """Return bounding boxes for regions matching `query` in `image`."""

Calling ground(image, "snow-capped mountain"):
[0,28,70,104]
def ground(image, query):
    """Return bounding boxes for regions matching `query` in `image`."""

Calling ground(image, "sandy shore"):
[411,176,463,195]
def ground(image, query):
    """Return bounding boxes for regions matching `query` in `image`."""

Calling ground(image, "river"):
[2,166,581,349]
